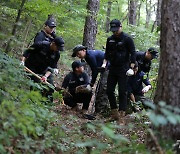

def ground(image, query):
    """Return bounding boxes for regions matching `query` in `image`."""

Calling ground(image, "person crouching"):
[62,60,92,114]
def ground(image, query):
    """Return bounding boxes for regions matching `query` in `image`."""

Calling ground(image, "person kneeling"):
[62,60,92,114]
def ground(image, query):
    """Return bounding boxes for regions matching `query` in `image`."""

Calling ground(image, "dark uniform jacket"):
[85,50,105,85]
[128,71,151,96]
[136,51,151,73]
[34,30,56,44]
[23,41,60,74]
[62,72,90,95]
[105,32,136,72]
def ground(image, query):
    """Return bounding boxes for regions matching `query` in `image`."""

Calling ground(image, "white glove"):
[126,69,134,76]
[20,61,24,66]
[142,85,151,93]
[86,84,92,91]
[101,63,106,68]
[53,69,59,75]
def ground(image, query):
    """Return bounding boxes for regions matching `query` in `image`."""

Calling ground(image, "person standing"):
[34,19,57,44]
[33,19,62,75]
[102,19,136,121]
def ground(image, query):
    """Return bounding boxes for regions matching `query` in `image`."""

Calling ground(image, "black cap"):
[54,37,65,51]
[45,19,56,27]
[148,47,158,59]
[72,45,87,57]
[72,60,85,70]
[110,19,122,32]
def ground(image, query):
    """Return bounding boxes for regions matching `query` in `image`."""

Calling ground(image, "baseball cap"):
[72,60,85,70]
[110,19,122,32]
[148,47,158,59]
[45,19,56,27]
[72,45,87,57]
[54,37,65,51]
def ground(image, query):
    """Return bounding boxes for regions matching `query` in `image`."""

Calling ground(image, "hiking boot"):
[71,105,79,112]
[111,109,120,121]
[81,109,88,114]
[119,111,126,117]
[119,111,126,125]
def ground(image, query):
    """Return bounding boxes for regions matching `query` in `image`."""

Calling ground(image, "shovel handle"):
[24,66,65,105]
[24,66,50,85]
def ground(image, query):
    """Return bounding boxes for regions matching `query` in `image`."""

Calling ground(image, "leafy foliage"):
[0,51,64,152]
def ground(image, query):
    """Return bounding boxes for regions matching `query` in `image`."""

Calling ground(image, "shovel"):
[24,66,65,105]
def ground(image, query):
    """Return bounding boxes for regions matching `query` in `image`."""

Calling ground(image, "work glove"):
[75,84,92,93]
[86,84,92,91]
[126,69,134,76]
[142,85,151,93]
[53,68,59,75]
[41,76,47,82]
[20,61,24,66]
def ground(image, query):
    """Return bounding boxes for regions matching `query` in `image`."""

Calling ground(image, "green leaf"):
[87,123,96,132]
[147,112,159,127]
[0,144,6,153]
[167,116,177,125]
[143,101,156,110]
[102,126,114,138]
[35,126,44,136]
[156,114,167,125]
[159,101,166,107]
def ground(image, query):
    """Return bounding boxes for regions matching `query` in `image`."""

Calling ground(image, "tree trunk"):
[154,0,180,140]
[156,0,162,30]
[105,0,112,33]
[145,0,152,28]
[137,1,142,26]
[83,0,100,50]
[128,0,137,25]
[21,20,32,53]
[5,0,26,53]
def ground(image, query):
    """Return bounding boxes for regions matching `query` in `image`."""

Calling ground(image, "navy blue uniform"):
[34,30,56,44]
[62,72,92,110]
[136,51,151,74]
[85,50,109,113]
[105,32,136,111]
[23,41,60,75]
[128,71,151,96]
[85,50,105,85]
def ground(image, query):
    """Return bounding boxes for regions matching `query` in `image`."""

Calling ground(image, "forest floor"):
[50,63,152,153]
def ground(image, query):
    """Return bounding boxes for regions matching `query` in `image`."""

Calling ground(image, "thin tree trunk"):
[105,0,112,33]
[83,0,100,76]
[22,20,32,53]
[154,0,180,140]
[156,0,162,31]
[137,1,142,26]
[145,0,152,28]
[5,0,26,53]
[128,0,137,25]
[151,20,156,32]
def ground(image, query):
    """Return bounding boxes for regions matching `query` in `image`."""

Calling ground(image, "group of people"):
[21,18,158,122]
